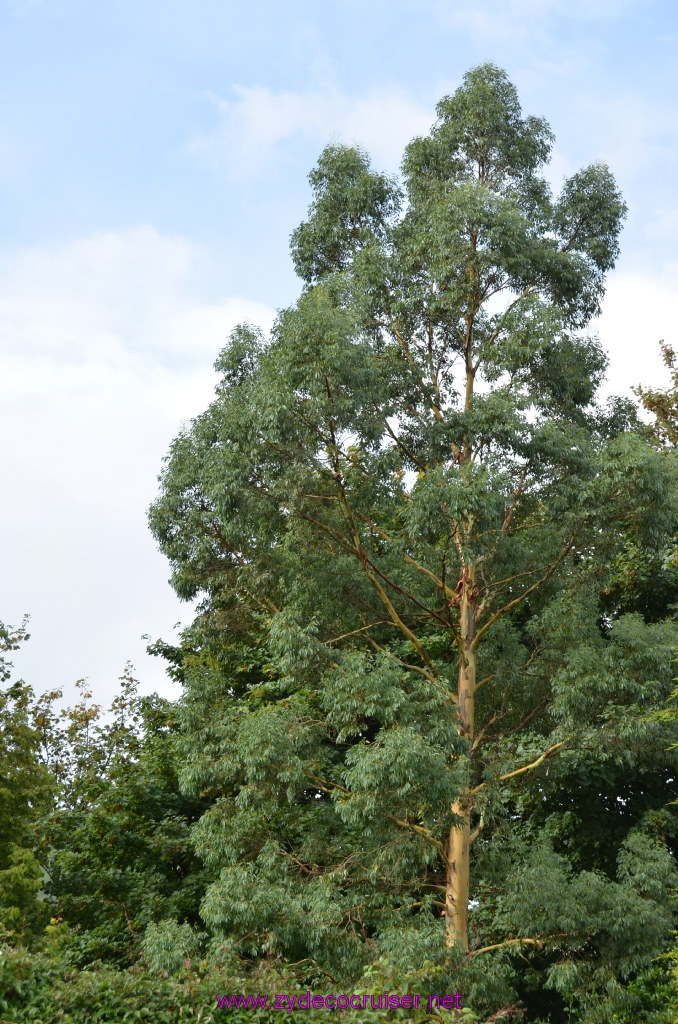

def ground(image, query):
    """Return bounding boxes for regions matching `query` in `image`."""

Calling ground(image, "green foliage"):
[142,918,206,974]
[40,669,211,967]
[634,339,678,1018]
[635,341,678,449]
[1,942,214,1023]
[145,63,678,1023]
[0,619,54,942]
[290,144,400,283]
[0,941,494,1023]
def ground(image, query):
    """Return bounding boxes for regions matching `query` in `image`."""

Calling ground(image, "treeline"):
[3,64,678,1023]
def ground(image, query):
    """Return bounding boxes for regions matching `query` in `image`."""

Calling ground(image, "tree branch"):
[363,628,436,680]
[484,285,536,348]
[325,620,392,644]
[354,509,459,605]
[386,814,446,855]
[473,534,576,648]
[471,742,565,796]
[392,326,445,423]
[383,419,429,471]
[501,466,529,534]
[486,697,550,742]
[472,937,544,956]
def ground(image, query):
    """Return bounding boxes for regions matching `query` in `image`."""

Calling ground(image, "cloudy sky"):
[2,0,676,704]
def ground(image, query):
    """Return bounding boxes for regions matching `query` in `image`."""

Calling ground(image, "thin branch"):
[294,510,356,555]
[386,814,446,856]
[471,712,497,751]
[484,285,536,348]
[384,419,428,471]
[336,498,439,676]
[317,431,440,677]
[474,673,495,694]
[473,937,544,956]
[307,773,350,796]
[200,504,280,615]
[504,517,556,536]
[279,850,316,875]
[471,742,565,796]
[469,809,485,845]
[486,697,550,742]
[393,326,445,423]
[355,556,438,675]
[121,903,138,945]
[229,930,259,950]
[284,959,338,984]
[363,629,435,680]
[362,552,451,628]
[477,564,545,615]
[501,466,529,533]
[325,620,392,645]
[354,510,459,605]
[473,535,576,648]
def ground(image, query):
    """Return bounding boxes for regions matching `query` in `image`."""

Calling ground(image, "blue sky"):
[2,0,677,702]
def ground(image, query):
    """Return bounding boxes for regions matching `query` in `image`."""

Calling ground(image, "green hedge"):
[0,946,480,1024]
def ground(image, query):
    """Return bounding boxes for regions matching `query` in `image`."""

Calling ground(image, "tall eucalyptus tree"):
[150,66,676,1009]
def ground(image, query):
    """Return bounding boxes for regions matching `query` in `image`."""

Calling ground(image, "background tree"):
[0,619,54,942]
[149,64,678,1021]
[635,341,678,448]
[632,340,678,1022]
[39,668,211,968]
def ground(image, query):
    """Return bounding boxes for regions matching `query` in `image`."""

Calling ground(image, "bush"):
[0,942,492,1023]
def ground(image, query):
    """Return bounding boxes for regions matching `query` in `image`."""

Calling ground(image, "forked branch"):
[473,534,576,648]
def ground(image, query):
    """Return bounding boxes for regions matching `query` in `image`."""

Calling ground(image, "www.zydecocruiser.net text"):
[216,991,464,1012]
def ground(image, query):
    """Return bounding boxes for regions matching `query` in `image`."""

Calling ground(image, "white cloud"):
[596,266,678,402]
[643,206,678,245]
[572,94,678,182]
[0,228,275,704]
[436,0,635,41]
[188,85,434,175]
[0,227,272,364]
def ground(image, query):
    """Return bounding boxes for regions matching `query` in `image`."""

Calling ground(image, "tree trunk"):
[445,566,476,950]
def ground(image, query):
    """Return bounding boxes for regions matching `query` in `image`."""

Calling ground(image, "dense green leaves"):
[291,145,400,283]
[40,672,211,967]
[0,619,54,940]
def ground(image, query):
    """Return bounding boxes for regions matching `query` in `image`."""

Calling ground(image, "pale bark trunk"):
[445,296,477,949]
[445,568,476,950]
